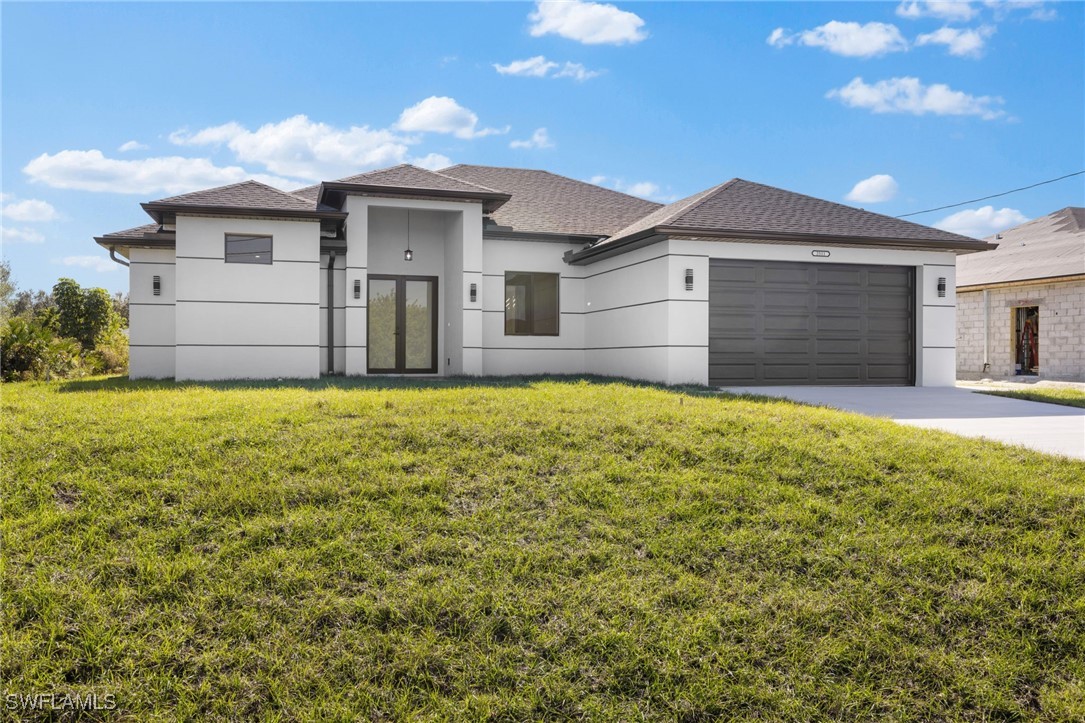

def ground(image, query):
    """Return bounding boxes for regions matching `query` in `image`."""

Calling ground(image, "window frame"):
[504,271,560,337]
[224,233,273,265]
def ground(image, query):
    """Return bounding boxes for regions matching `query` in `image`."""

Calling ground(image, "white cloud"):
[846,174,900,203]
[768,21,908,58]
[23,149,297,195]
[984,1,1055,21]
[553,62,603,81]
[395,97,507,140]
[59,255,118,273]
[896,1,977,21]
[529,0,647,45]
[934,205,1028,238]
[2,227,45,244]
[495,56,602,81]
[118,140,149,152]
[510,128,555,150]
[916,25,995,57]
[411,153,452,171]
[827,76,1005,120]
[495,55,602,81]
[590,175,674,202]
[170,115,410,181]
[1,198,57,222]
[495,56,559,77]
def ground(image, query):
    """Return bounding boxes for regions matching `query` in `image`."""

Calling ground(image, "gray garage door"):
[709,259,915,386]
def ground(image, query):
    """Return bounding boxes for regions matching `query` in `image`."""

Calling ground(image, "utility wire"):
[895,170,1085,218]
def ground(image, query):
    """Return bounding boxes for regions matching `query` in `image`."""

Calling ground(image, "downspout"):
[982,289,990,373]
[108,246,130,267]
[327,251,336,375]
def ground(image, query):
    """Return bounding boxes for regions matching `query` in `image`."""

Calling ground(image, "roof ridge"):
[442,164,665,207]
[663,179,740,225]
[427,167,506,194]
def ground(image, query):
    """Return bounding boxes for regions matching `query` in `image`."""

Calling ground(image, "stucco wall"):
[128,247,176,379]
[481,237,587,376]
[342,197,482,376]
[957,279,1085,381]
[174,215,321,380]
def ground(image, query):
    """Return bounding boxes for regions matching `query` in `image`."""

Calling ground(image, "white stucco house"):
[95,164,993,386]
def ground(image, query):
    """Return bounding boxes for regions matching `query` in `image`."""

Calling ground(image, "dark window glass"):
[504,272,559,336]
[225,234,272,264]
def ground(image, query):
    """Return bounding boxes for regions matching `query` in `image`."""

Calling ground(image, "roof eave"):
[485,229,602,245]
[655,225,996,251]
[318,181,512,214]
[565,229,665,265]
[957,273,1085,292]
[141,202,347,224]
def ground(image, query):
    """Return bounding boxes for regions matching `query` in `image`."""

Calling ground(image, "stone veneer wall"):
[957,278,1085,381]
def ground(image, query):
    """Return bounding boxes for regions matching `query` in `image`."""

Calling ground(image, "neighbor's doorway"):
[1012,306,1039,375]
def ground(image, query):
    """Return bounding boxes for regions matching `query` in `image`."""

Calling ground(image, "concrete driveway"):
[718,386,1085,460]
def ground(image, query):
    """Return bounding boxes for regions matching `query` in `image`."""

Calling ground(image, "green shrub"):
[85,327,129,375]
[0,318,83,381]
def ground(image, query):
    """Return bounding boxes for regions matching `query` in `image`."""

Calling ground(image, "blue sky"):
[2,0,1082,295]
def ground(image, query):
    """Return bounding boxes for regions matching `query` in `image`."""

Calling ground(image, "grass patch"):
[3,376,1084,720]
[975,387,1085,409]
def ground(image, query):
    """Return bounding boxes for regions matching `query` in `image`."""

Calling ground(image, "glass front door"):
[367,275,438,373]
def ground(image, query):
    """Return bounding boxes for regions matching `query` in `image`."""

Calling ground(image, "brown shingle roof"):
[957,207,1085,288]
[97,223,162,239]
[441,164,662,237]
[602,178,983,247]
[150,180,316,212]
[334,164,505,194]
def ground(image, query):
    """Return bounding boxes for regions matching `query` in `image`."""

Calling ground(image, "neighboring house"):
[95,164,991,386]
[956,207,1085,381]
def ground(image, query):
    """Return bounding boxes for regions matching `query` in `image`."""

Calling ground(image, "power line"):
[895,170,1085,218]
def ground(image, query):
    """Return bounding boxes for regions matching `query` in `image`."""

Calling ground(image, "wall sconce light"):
[685,268,694,291]
[937,277,947,298]
[353,280,361,299]
[469,283,477,303]
[152,275,161,296]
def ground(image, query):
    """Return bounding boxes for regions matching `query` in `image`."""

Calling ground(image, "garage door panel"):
[814,316,862,333]
[763,268,811,285]
[868,293,912,311]
[815,339,862,355]
[868,270,912,288]
[710,259,914,386]
[816,269,862,286]
[815,365,862,380]
[815,292,862,310]
[764,292,812,309]
[764,315,812,332]
[764,338,812,354]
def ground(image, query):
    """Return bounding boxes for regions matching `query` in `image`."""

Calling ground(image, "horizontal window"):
[225,234,272,264]
[505,271,559,336]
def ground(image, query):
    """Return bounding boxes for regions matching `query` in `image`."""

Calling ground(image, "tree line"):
[0,261,129,381]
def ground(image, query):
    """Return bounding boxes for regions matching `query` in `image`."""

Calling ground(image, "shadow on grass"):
[55,373,724,397]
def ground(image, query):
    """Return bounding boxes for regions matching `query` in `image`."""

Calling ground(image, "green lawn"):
[974,386,1085,409]
[3,376,1084,721]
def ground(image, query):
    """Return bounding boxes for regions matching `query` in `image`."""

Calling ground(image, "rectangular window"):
[505,271,559,336]
[225,234,272,264]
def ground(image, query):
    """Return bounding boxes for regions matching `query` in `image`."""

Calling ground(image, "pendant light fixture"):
[404,209,414,262]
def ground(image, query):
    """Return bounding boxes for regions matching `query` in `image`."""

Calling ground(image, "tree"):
[52,278,122,349]
[0,261,14,324]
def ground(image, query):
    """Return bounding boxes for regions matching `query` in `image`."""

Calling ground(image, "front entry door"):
[367,275,438,374]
